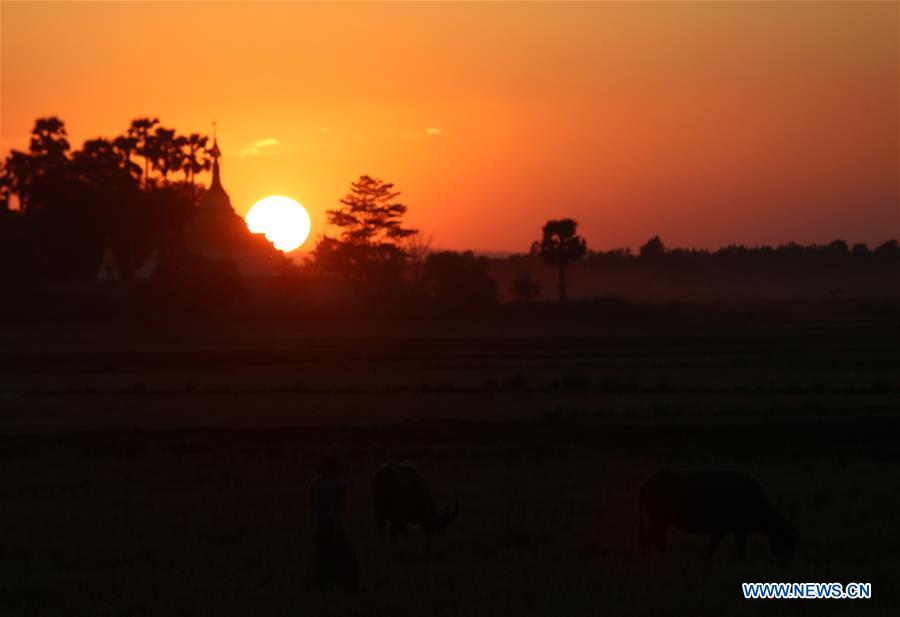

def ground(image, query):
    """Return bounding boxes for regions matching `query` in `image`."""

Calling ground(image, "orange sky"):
[2,1,898,252]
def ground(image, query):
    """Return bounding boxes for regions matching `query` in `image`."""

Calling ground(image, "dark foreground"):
[1,310,898,615]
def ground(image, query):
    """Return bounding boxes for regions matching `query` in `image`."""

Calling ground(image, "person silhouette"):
[309,454,358,592]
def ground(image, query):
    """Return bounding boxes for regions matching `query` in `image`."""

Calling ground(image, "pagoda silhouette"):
[190,138,287,276]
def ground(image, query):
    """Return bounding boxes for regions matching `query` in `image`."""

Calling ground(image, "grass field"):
[1,311,898,615]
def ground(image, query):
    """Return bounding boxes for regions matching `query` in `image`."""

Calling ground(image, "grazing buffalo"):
[372,463,458,542]
[639,469,797,559]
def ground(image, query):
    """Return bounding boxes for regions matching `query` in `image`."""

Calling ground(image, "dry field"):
[1,312,898,615]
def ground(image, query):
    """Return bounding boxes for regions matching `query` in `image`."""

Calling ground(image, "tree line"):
[505,234,899,302]
[309,178,898,305]
[1,116,897,321]
[0,117,214,283]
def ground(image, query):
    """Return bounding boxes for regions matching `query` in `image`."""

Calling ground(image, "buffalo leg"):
[650,522,667,552]
[735,533,748,560]
[706,532,724,558]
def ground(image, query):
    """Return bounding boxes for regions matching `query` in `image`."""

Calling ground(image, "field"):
[1,306,899,615]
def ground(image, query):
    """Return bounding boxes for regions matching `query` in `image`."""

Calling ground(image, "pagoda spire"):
[209,141,222,191]
[208,120,222,191]
[197,123,232,213]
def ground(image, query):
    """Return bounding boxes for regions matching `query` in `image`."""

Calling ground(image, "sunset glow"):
[246,196,311,252]
[1,2,897,251]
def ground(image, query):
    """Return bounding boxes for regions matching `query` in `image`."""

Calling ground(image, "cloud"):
[239,137,280,159]
[374,126,442,140]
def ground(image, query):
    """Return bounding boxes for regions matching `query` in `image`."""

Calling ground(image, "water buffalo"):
[639,469,797,559]
[372,463,458,542]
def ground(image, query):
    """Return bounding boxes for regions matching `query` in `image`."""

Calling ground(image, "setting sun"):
[245,196,311,252]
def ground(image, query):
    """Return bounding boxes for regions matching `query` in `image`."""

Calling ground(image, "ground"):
[1,307,898,615]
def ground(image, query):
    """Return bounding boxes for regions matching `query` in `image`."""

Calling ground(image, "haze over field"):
[2,1,897,252]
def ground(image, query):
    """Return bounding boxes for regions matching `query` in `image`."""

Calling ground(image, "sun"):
[245,195,311,252]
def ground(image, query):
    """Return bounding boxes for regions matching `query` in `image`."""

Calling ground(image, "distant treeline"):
[1,116,897,322]
[492,236,899,301]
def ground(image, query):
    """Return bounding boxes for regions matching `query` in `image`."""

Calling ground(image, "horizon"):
[2,1,898,253]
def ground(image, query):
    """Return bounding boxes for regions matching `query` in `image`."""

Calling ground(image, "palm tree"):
[180,133,211,203]
[147,127,184,185]
[534,218,587,303]
[1,150,36,211]
[112,135,142,182]
[1,117,71,212]
[29,117,70,159]
[127,117,159,189]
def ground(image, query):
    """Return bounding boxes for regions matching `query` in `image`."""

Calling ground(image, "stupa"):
[190,138,286,276]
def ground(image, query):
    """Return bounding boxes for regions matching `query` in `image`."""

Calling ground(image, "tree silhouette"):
[180,133,211,203]
[639,235,666,259]
[424,251,498,313]
[328,175,417,246]
[29,117,70,160]
[511,272,542,303]
[1,118,106,277]
[71,138,146,278]
[0,150,36,211]
[0,115,220,281]
[72,138,138,189]
[403,231,433,287]
[146,127,185,185]
[0,117,72,212]
[534,219,587,302]
[874,240,898,260]
[111,136,142,182]
[851,243,870,259]
[128,117,160,189]
[317,175,417,289]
